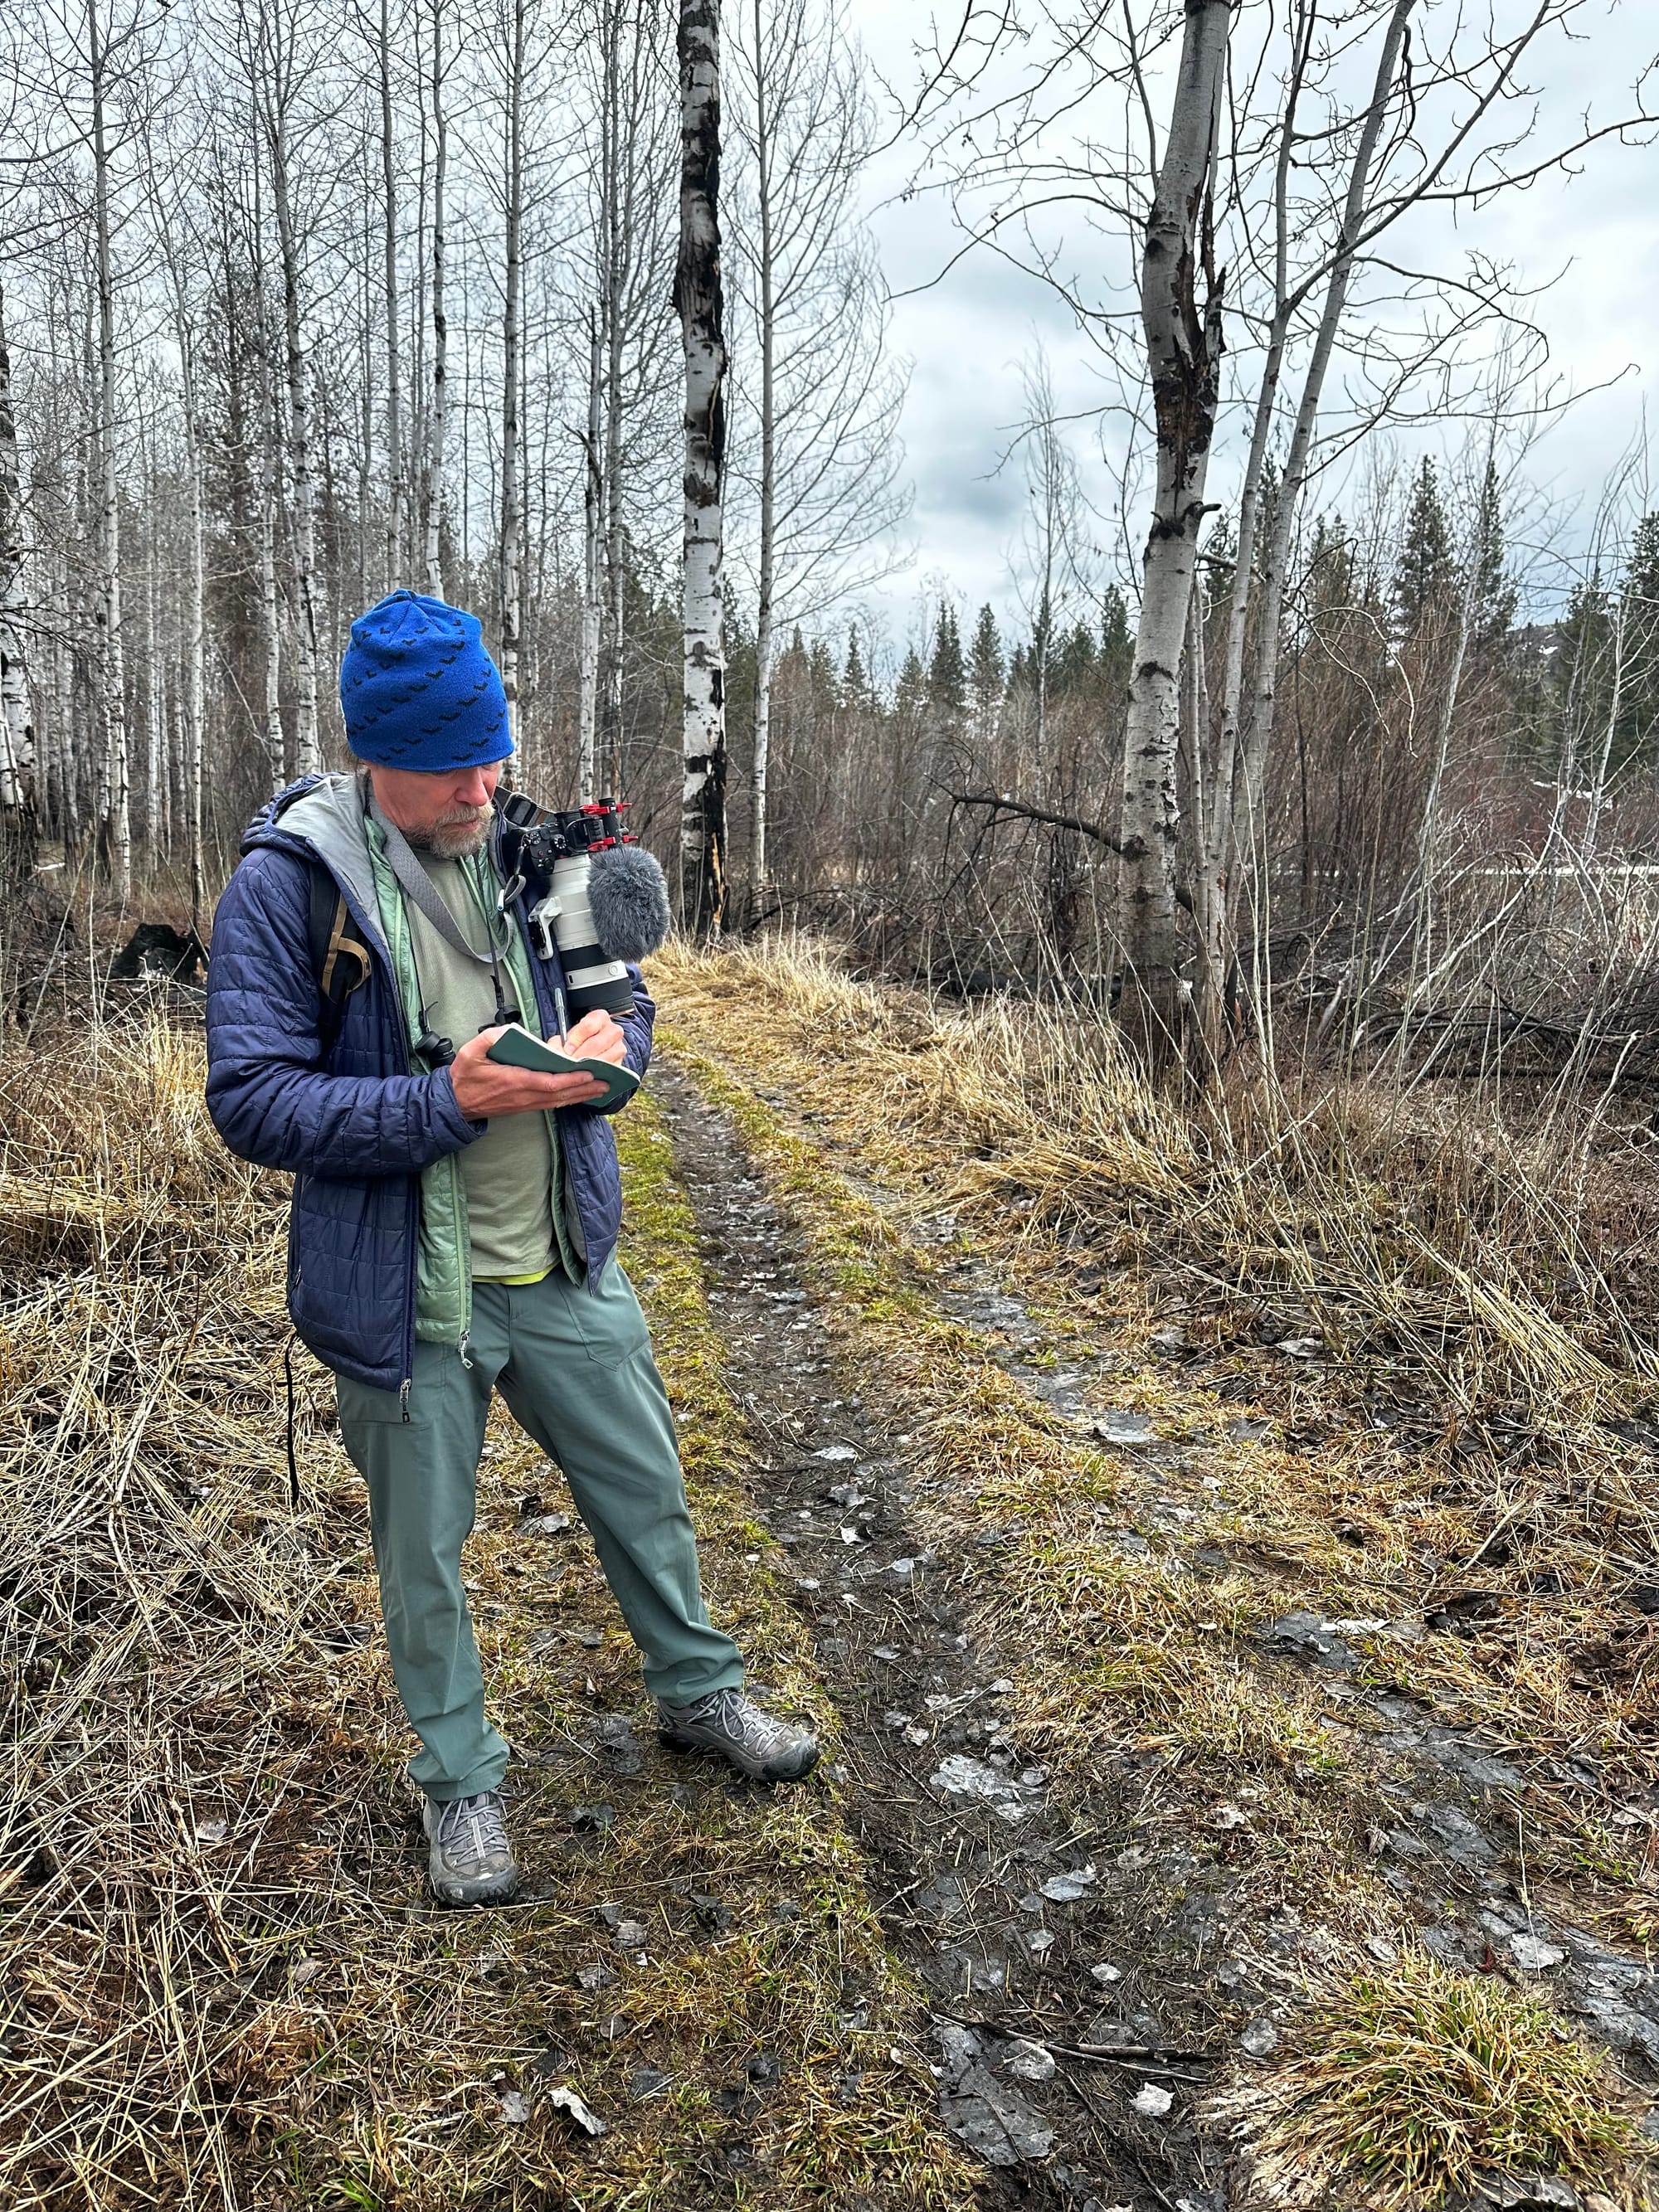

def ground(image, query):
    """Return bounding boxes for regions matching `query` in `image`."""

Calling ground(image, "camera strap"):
[372,800,511,965]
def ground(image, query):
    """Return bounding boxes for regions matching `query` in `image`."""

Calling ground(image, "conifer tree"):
[1471,457,1518,649]
[895,644,927,732]
[1393,458,1454,634]
[1100,586,1132,682]
[1552,569,1616,781]
[808,634,838,717]
[927,601,966,722]
[968,603,1002,734]
[1616,514,1659,769]
[1053,621,1095,695]
[843,624,869,707]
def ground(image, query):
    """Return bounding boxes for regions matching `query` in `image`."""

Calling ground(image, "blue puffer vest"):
[204,774,654,1396]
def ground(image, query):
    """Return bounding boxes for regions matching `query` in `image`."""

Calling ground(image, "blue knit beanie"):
[339,591,511,771]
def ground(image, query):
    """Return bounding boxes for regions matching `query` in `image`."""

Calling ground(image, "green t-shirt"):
[406,853,558,1284]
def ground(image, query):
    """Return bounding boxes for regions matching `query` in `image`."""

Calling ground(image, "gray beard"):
[405,814,490,859]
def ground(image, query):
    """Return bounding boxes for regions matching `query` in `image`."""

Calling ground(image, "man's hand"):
[449,1024,613,1120]
[562,1008,629,1067]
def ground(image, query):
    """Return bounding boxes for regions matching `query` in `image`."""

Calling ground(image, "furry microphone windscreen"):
[587,843,672,963]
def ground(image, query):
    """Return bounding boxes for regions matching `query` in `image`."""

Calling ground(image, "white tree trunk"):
[90,0,130,907]
[270,126,320,774]
[143,449,161,875]
[747,0,772,909]
[380,0,403,589]
[51,562,76,853]
[425,0,448,598]
[497,0,524,746]
[600,0,625,794]
[0,276,36,834]
[676,0,727,936]
[259,353,285,790]
[1116,0,1230,1067]
[1196,0,1416,1047]
[579,308,602,802]
[182,333,206,933]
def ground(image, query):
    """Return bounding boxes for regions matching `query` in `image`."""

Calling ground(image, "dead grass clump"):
[1217,1950,1647,2209]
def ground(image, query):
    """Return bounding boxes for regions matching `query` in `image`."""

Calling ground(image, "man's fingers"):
[449,1033,608,1121]
[564,1009,626,1063]
[538,1072,606,1105]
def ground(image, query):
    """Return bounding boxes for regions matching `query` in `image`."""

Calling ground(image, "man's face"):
[368,759,505,858]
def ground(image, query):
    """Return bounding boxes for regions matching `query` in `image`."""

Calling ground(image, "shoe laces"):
[690,1688,792,1753]
[437,1790,510,1861]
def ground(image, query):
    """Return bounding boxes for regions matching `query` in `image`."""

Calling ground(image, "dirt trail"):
[657,1061,1226,2212]
[658,1047,1659,2212]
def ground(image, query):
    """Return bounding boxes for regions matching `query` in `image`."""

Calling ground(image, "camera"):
[495,792,670,1021]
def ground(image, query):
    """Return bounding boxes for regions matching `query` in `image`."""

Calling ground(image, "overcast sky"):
[837,1,1659,646]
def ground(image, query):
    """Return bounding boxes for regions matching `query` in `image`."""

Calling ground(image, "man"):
[206,589,816,1908]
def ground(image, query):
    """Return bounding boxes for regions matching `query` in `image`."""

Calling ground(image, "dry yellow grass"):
[655,1007,1369,1812]
[1214,1950,1646,2210]
[651,936,1659,1821]
[0,1008,966,2210]
[650,933,1659,2205]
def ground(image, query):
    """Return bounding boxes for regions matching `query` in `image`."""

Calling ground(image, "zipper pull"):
[399,1377,412,1423]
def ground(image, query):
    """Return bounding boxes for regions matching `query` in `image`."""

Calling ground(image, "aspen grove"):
[2,0,1658,1060]
[0,0,903,939]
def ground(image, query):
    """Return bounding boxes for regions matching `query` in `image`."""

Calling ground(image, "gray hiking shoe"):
[421,1789,519,1905]
[656,1688,820,1783]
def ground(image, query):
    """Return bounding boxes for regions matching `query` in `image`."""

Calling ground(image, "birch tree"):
[1194,0,1415,1052]
[578,306,602,795]
[89,0,131,901]
[236,0,338,778]
[576,0,679,801]
[675,0,727,935]
[143,118,208,929]
[1010,351,1085,807]
[375,0,404,586]
[1115,0,1229,1066]
[495,0,526,742]
[0,276,36,853]
[917,0,1659,1071]
[245,143,287,790]
[424,0,450,596]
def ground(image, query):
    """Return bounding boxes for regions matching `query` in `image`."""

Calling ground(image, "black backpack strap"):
[307,863,372,1050]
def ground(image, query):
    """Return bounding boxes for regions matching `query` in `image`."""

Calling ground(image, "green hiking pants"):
[336,1262,744,1802]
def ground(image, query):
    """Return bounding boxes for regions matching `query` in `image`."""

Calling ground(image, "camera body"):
[497,792,638,1020]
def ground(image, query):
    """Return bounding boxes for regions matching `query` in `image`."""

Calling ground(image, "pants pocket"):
[568,1259,653,1368]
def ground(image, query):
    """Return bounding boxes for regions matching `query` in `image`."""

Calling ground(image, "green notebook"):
[484,1023,640,1110]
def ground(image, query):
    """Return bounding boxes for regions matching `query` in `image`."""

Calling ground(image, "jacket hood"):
[245,773,387,960]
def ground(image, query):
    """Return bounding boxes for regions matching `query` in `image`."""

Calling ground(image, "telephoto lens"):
[538,847,635,1018]
[497,793,671,1021]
